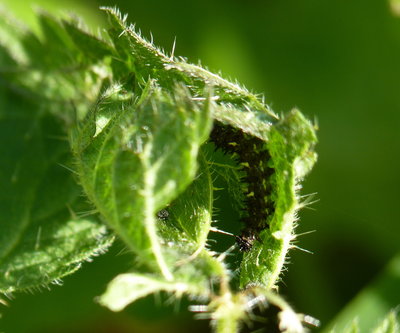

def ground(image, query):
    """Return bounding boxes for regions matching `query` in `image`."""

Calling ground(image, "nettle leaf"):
[71,82,213,280]
[239,109,317,288]
[0,10,116,294]
[372,311,400,333]
[328,311,400,333]
[0,89,113,293]
[99,272,210,312]
[1,6,318,332]
[79,8,317,330]
[166,150,213,247]
[36,12,79,69]
[324,253,400,333]
[62,19,113,61]
[100,173,224,311]
[0,11,111,125]
[101,7,278,120]
[100,7,317,283]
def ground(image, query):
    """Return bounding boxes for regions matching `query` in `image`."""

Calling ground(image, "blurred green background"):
[1,0,399,332]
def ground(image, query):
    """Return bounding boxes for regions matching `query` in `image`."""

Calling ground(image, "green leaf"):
[341,321,360,333]
[372,311,400,333]
[1,7,319,331]
[101,7,278,121]
[99,152,221,312]
[62,19,113,61]
[327,311,400,333]
[99,7,318,292]
[0,8,30,67]
[36,12,78,69]
[239,109,317,288]
[99,271,210,312]
[71,82,213,280]
[166,150,213,247]
[323,254,400,333]
[0,88,113,293]
[0,10,110,124]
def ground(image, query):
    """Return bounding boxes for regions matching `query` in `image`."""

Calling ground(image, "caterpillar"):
[209,122,275,251]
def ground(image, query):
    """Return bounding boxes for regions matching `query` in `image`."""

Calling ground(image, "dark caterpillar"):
[209,122,275,251]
